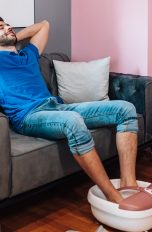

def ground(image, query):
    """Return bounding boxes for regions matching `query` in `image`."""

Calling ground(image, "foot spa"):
[88,179,152,232]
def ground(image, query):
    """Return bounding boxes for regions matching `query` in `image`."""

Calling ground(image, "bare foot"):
[106,189,123,204]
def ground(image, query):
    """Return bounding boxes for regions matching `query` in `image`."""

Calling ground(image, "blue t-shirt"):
[0,43,54,130]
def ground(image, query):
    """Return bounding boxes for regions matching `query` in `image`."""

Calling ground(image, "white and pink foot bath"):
[88,179,152,232]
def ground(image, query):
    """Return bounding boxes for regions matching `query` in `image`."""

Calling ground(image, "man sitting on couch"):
[0,17,138,205]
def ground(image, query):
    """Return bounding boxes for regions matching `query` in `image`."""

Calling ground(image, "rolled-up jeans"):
[18,97,138,155]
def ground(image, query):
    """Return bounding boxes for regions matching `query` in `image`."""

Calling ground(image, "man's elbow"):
[42,20,50,28]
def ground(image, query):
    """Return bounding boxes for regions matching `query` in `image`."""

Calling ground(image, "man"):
[0,17,138,204]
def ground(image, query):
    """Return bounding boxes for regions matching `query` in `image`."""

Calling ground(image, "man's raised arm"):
[16,20,50,55]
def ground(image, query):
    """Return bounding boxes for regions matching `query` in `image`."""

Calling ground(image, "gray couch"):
[1,53,152,201]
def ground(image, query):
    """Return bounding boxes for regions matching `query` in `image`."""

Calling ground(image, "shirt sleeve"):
[24,43,40,60]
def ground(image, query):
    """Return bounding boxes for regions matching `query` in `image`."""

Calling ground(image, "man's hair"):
[0,17,4,21]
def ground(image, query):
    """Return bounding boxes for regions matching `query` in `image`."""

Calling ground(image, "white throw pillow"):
[53,57,110,103]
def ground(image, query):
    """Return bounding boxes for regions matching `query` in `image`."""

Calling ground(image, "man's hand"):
[16,20,49,55]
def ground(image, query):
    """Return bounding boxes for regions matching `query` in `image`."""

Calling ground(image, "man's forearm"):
[16,20,49,42]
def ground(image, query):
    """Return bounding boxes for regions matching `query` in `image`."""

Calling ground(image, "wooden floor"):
[0,148,152,232]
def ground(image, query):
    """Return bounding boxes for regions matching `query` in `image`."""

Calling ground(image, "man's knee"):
[65,112,86,129]
[118,101,137,118]
[117,101,138,133]
[64,112,94,155]
[64,111,90,138]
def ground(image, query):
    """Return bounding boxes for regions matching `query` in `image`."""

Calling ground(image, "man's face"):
[0,21,17,46]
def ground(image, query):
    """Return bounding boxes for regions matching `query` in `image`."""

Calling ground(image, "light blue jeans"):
[18,97,138,155]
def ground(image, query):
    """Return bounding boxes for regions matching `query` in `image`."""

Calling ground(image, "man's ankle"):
[120,178,138,188]
[106,189,123,204]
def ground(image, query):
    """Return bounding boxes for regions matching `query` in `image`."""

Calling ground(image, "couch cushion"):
[11,130,54,156]
[39,53,70,96]
[53,57,110,103]
[137,113,144,145]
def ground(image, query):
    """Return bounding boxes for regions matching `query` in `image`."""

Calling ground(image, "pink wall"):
[71,0,149,75]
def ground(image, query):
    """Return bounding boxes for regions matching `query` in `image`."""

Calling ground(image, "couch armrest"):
[0,113,11,200]
[109,72,152,142]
